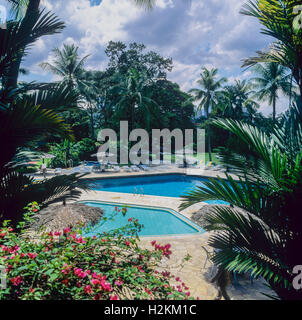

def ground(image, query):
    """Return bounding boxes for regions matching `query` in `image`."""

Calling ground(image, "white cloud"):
[23,0,279,112]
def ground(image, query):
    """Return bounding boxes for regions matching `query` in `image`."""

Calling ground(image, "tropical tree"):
[0,0,90,222]
[221,79,259,121]
[189,67,227,161]
[241,0,302,102]
[112,68,160,132]
[251,62,291,122]
[180,106,302,300]
[40,43,89,91]
[40,43,92,160]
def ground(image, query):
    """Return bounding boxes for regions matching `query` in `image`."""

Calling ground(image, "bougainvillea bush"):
[0,202,193,300]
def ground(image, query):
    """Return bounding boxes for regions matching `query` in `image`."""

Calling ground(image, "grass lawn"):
[161,152,221,165]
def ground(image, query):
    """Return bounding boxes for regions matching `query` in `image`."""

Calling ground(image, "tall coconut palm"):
[189,67,227,161]
[241,0,302,102]
[112,68,160,132]
[40,44,91,161]
[251,62,291,122]
[180,106,302,300]
[222,79,259,121]
[40,44,89,91]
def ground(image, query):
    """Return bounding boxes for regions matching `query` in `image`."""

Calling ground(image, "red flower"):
[63,227,71,234]
[27,252,37,259]
[84,285,93,294]
[61,279,69,286]
[125,240,130,246]
[137,266,145,273]
[145,288,152,295]
[128,218,133,222]
[110,295,119,300]
[10,276,23,286]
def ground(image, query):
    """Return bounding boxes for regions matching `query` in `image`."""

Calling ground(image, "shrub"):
[0,203,193,300]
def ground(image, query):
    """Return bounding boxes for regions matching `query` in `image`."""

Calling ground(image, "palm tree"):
[40,44,91,161]
[241,0,302,102]
[0,1,90,222]
[40,44,89,91]
[189,67,227,161]
[180,106,302,300]
[112,68,159,132]
[251,63,291,122]
[222,79,259,121]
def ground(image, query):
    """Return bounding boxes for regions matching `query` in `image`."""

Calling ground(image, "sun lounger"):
[139,164,150,171]
[112,166,120,172]
[130,165,140,172]
[123,166,132,172]
[92,164,103,173]
[212,165,225,171]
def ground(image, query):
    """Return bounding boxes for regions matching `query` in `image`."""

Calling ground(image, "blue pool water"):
[81,201,204,236]
[89,174,228,205]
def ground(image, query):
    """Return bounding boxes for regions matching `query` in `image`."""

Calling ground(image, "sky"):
[18,0,290,115]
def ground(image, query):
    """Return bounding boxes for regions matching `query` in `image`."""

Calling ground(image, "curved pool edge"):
[78,199,205,237]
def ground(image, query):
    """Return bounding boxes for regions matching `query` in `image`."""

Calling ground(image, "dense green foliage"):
[0,0,91,223]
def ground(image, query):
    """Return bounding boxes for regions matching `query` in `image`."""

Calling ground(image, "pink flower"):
[151,240,156,246]
[125,240,130,246]
[73,268,88,279]
[91,279,100,286]
[54,231,61,236]
[110,295,119,300]
[114,280,123,286]
[100,280,112,292]
[128,218,133,222]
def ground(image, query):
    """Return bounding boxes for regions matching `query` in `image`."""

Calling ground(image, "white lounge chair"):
[139,164,150,171]
[92,164,103,173]
[130,165,140,172]
[123,166,132,172]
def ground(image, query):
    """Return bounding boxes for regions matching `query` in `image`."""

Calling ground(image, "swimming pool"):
[89,174,228,205]
[80,201,204,236]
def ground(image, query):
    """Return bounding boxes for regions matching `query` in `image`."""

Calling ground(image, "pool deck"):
[76,169,273,300]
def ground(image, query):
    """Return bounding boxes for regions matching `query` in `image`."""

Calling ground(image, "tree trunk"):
[208,125,212,162]
[3,0,40,99]
[289,75,293,108]
[273,95,276,123]
[206,107,212,162]
[89,104,95,139]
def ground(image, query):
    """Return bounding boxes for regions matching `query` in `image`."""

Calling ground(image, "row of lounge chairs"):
[52,163,152,176]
